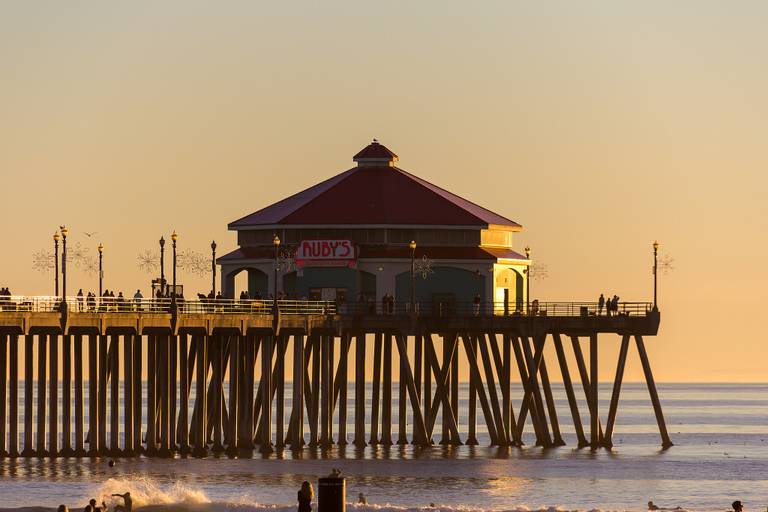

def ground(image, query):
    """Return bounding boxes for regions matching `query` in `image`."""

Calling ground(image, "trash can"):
[318,476,345,512]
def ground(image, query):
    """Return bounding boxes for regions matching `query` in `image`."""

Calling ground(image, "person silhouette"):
[298,481,314,512]
[598,294,605,316]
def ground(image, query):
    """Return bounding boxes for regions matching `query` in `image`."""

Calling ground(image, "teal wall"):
[248,269,268,297]
[395,266,484,310]
[283,267,375,300]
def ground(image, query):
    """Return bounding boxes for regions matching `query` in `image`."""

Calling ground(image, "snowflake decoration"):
[81,256,99,277]
[527,262,549,282]
[137,249,159,274]
[658,253,675,276]
[178,249,210,277]
[277,248,296,272]
[413,255,434,280]
[69,242,90,268]
[32,249,55,273]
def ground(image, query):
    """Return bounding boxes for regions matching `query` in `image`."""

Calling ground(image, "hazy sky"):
[1,1,767,382]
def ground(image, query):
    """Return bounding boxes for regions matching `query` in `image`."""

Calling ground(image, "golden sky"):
[1,2,766,382]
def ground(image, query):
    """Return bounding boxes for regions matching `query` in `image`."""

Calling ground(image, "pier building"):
[0,142,671,459]
[219,140,530,313]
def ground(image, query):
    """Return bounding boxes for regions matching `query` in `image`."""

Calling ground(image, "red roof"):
[229,143,521,229]
[218,246,526,263]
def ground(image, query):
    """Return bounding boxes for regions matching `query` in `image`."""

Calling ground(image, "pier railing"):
[0,296,653,317]
[0,296,337,315]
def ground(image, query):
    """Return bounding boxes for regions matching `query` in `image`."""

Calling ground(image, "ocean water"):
[0,383,766,512]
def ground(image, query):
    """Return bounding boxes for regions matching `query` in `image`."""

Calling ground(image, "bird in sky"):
[84,231,98,237]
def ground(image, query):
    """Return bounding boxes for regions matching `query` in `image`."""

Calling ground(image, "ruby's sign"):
[296,240,356,268]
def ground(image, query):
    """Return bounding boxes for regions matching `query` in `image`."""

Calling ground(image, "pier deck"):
[0,297,669,458]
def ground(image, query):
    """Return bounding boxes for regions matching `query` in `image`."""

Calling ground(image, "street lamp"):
[171,231,178,305]
[409,240,416,314]
[524,246,531,315]
[61,226,68,301]
[53,231,60,297]
[653,240,659,311]
[98,243,104,297]
[159,236,166,295]
[211,240,217,296]
[273,234,280,308]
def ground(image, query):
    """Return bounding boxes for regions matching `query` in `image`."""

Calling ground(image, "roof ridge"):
[228,167,358,228]
[391,167,521,227]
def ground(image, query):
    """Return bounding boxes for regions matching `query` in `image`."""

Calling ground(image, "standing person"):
[732,501,743,512]
[298,481,314,512]
[133,289,143,311]
[77,289,84,311]
[598,294,605,316]
[605,293,612,316]
[473,293,481,316]
[111,492,132,512]
[612,295,620,315]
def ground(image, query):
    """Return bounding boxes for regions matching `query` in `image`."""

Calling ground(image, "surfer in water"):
[111,492,132,512]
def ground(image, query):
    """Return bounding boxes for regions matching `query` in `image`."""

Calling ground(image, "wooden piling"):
[382,334,392,445]
[145,335,156,454]
[226,335,240,453]
[110,336,120,454]
[211,335,223,452]
[589,333,599,449]
[193,335,207,457]
[169,334,177,451]
[98,334,108,453]
[397,335,407,445]
[123,334,134,454]
[466,335,478,445]
[423,334,432,445]
[501,334,512,445]
[0,335,7,456]
[22,335,33,456]
[260,335,272,451]
[10,335,19,456]
[461,335,498,445]
[450,335,459,445]
[552,333,587,447]
[570,336,604,446]
[320,335,330,447]
[522,335,552,447]
[635,335,672,448]
[478,334,505,445]
[87,335,98,456]
[276,335,285,448]
[603,335,630,448]
[353,334,366,447]
[49,333,58,456]
[289,334,302,449]
[132,334,142,454]
[369,333,382,445]
[61,335,72,456]
[337,334,348,446]
[37,334,47,455]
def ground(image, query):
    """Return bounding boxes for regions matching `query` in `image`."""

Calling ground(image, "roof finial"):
[372,138,378,144]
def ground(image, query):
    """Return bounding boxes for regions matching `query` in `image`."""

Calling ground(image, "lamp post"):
[273,234,280,308]
[98,243,104,297]
[211,240,217,296]
[525,246,531,315]
[653,240,659,311]
[159,236,166,295]
[409,240,416,314]
[61,226,68,301]
[53,231,60,297]
[171,231,178,305]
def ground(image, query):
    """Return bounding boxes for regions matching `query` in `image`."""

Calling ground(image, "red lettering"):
[321,241,332,257]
